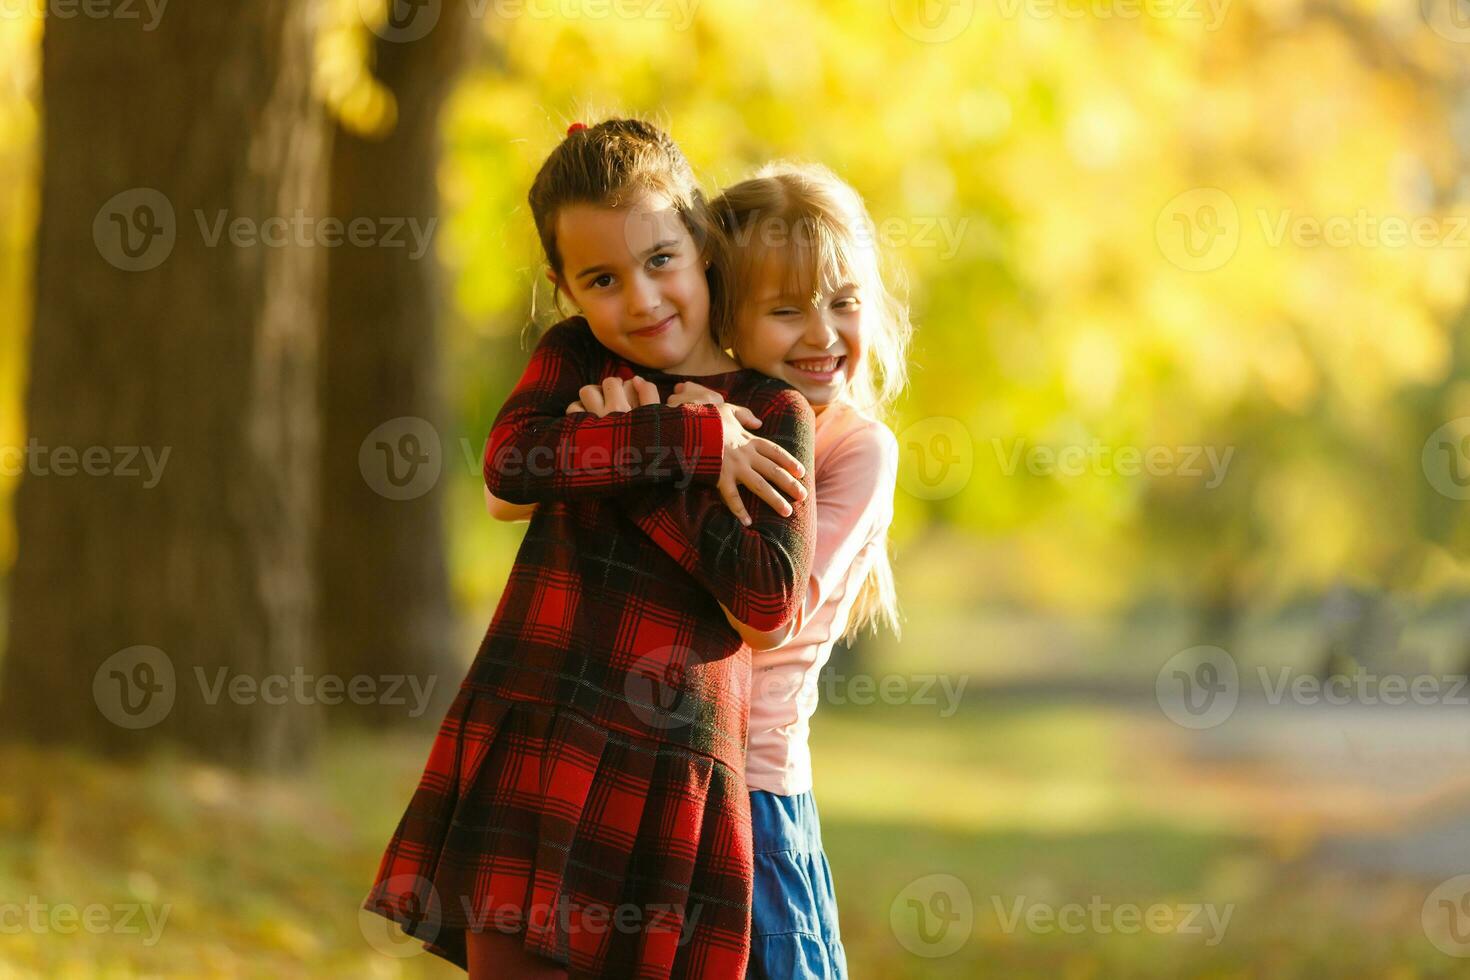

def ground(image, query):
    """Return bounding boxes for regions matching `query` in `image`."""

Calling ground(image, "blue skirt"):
[747,790,849,979]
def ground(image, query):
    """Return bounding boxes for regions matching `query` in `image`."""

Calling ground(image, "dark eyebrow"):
[641,239,679,258]
[574,240,679,281]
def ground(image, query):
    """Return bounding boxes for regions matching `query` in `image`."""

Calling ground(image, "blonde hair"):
[711,162,912,640]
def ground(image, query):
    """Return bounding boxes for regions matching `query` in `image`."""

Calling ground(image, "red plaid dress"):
[362,317,816,977]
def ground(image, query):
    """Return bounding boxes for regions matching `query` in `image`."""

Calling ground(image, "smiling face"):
[550,193,732,375]
[731,248,865,411]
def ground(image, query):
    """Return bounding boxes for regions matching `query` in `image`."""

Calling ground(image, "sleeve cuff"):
[680,403,724,486]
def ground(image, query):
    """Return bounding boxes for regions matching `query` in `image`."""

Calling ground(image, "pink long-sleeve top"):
[744,400,899,796]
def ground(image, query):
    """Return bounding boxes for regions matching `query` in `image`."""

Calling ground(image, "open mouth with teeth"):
[786,355,847,380]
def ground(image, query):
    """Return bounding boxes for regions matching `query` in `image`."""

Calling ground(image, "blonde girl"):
[692,162,910,979]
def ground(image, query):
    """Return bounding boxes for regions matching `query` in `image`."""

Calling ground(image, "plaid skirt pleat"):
[362,686,754,977]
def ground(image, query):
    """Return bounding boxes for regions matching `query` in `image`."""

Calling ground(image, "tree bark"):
[318,4,476,727]
[0,1,329,771]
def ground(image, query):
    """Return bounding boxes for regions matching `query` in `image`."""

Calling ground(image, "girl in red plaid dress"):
[362,119,816,978]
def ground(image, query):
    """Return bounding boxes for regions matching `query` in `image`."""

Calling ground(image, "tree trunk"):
[318,5,476,727]
[0,1,329,772]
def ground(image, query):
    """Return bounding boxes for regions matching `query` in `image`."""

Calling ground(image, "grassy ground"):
[0,698,1463,978]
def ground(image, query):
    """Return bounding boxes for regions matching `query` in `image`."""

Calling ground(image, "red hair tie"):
[566,122,587,136]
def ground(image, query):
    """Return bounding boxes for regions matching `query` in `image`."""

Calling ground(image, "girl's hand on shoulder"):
[667,381,762,429]
[568,375,660,417]
[669,383,806,526]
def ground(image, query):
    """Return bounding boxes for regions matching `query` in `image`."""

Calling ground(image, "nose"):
[804,311,839,349]
[626,271,661,318]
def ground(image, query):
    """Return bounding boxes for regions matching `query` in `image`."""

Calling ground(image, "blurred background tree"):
[0,0,327,768]
[316,0,477,728]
